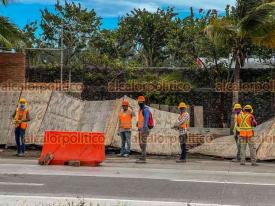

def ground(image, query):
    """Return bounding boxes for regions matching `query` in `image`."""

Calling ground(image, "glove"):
[13,120,22,124]
[252,119,257,127]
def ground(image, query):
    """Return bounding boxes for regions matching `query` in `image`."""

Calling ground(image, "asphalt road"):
[0,158,275,206]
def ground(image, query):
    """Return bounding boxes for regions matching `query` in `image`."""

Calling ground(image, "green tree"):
[40,0,101,66]
[90,29,134,60]
[0,16,24,49]
[23,21,39,48]
[119,8,177,67]
[205,0,275,106]
[0,1,24,49]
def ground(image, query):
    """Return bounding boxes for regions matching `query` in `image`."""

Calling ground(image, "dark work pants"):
[179,134,188,160]
[234,132,241,160]
[138,130,149,160]
[15,127,26,154]
[120,131,131,155]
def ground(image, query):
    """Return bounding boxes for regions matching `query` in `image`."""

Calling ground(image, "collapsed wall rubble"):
[1,90,274,159]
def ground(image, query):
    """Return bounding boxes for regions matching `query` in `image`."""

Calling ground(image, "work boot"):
[251,162,258,166]
[176,159,186,163]
[240,162,245,166]
[232,158,240,162]
[18,153,25,157]
[138,156,145,160]
[136,157,146,164]
[123,154,129,158]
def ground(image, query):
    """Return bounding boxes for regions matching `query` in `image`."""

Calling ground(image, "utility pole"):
[60,26,64,91]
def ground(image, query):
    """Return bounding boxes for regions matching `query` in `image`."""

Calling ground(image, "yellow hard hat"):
[243,105,253,113]
[233,103,242,110]
[178,102,187,109]
[19,98,27,104]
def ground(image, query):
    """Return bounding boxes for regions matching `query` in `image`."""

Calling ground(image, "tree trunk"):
[232,58,240,105]
[230,47,243,131]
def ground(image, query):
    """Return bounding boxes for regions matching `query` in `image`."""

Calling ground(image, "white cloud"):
[13,0,236,17]
[83,0,160,17]
[14,0,56,4]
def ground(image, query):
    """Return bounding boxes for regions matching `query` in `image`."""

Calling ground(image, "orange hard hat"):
[122,100,129,106]
[137,96,145,102]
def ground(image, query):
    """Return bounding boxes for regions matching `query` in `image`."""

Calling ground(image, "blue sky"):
[0,0,235,30]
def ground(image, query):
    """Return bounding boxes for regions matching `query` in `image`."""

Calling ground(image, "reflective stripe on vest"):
[238,113,253,130]
[237,112,254,137]
[118,110,132,129]
[15,108,28,129]
[137,110,144,129]
[179,112,189,129]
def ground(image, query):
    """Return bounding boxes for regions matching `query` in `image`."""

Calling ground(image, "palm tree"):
[205,0,275,107]
[0,0,9,6]
[0,0,24,49]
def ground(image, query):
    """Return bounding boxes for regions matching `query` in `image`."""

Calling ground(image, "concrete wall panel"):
[0,91,20,144]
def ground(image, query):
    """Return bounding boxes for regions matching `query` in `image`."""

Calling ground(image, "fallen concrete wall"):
[2,90,274,160]
[0,91,21,144]
[190,117,275,160]
[38,92,84,136]
[109,97,230,155]
[17,90,52,145]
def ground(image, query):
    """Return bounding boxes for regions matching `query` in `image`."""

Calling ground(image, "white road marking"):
[171,179,275,186]
[0,195,240,206]
[0,182,44,186]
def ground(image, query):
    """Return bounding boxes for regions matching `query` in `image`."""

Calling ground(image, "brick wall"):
[0,53,25,83]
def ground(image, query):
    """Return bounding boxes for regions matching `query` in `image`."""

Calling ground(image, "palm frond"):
[0,0,9,6]
[0,33,12,48]
[251,30,275,48]
[240,2,275,36]
[0,16,24,48]
[205,19,237,47]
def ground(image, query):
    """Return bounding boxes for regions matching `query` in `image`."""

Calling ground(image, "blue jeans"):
[120,131,131,155]
[15,127,26,154]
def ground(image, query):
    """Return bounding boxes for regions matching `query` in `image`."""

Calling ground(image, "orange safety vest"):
[137,110,144,129]
[14,108,28,129]
[237,112,254,138]
[179,112,190,129]
[118,110,133,129]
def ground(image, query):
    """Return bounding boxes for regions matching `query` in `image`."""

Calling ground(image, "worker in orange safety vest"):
[12,98,31,157]
[118,100,135,157]
[237,104,258,166]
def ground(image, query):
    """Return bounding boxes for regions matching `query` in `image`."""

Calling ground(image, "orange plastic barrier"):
[39,131,105,166]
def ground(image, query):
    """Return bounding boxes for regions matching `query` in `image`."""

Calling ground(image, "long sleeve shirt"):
[178,112,190,135]
[143,107,150,129]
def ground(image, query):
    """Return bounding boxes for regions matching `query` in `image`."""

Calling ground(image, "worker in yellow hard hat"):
[237,104,258,166]
[232,103,242,162]
[12,98,31,157]
[117,100,135,157]
[172,102,190,163]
